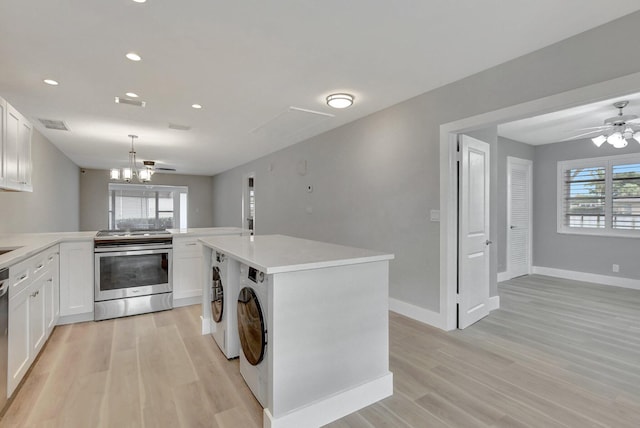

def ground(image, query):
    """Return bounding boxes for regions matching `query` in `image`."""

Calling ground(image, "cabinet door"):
[4,104,20,189]
[44,275,55,334]
[173,240,202,300]
[59,241,94,317]
[29,277,46,356]
[18,118,32,192]
[8,288,30,397]
[0,96,6,187]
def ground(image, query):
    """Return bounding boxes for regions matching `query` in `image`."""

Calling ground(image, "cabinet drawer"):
[10,259,31,297]
[173,239,201,255]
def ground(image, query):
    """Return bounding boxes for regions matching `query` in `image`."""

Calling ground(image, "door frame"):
[506,156,533,280]
[439,70,640,331]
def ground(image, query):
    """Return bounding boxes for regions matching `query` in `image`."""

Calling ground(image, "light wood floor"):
[3,274,640,427]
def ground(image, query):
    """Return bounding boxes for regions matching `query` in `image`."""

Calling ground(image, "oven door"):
[95,248,172,302]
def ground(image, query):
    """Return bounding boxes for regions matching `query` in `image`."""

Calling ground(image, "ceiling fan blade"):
[154,167,176,172]
[560,130,604,141]
[571,125,611,131]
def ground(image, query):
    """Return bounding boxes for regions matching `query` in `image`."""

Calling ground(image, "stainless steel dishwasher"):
[0,267,8,411]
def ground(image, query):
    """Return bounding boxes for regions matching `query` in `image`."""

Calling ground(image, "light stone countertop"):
[199,234,394,274]
[0,231,96,269]
[167,227,247,238]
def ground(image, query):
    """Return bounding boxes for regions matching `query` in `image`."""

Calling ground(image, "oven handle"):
[94,245,173,255]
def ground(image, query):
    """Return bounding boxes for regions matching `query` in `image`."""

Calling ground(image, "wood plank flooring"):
[2,274,640,427]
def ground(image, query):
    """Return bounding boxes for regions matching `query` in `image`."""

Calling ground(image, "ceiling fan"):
[568,101,640,148]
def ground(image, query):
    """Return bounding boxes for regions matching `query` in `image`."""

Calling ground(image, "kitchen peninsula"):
[199,234,394,428]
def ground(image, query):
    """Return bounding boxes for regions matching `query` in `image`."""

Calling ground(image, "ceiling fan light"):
[110,168,120,180]
[607,132,623,146]
[592,135,607,147]
[623,127,634,140]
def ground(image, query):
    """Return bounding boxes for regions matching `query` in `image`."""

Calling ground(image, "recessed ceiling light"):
[132,0,147,3]
[43,79,59,86]
[125,92,139,98]
[192,104,202,109]
[326,93,354,109]
[126,52,142,61]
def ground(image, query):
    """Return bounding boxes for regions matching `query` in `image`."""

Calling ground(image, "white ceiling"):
[1,1,639,175]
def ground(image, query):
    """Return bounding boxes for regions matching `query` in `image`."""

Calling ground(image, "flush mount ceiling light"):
[191,104,202,109]
[126,52,142,61]
[132,0,147,3]
[585,101,640,148]
[110,134,153,183]
[326,93,354,109]
[125,92,139,98]
[43,79,59,86]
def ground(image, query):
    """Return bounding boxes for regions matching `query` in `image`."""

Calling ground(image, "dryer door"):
[211,267,224,323]
[237,287,266,365]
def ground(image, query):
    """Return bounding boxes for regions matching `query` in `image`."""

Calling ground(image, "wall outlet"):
[430,209,440,222]
[612,264,620,273]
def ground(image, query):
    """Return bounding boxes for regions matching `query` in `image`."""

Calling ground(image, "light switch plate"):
[430,209,440,222]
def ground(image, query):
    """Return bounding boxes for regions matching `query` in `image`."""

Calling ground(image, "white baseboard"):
[497,271,510,282]
[389,298,445,330]
[532,266,640,291]
[488,295,500,312]
[173,296,202,308]
[57,312,94,325]
[264,373,393,428]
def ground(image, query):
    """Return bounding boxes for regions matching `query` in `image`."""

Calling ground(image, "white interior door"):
[507,157,532,279]
[458,134,491,329]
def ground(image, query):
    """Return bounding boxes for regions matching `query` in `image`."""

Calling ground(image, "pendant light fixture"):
[110,134,152,183]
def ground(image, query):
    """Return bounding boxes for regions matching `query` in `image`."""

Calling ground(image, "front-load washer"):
[237,263,269,408]
[210,251,240,359]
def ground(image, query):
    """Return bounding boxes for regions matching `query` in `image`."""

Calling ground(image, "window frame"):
[108,183,188,230]
[557,153,640,238]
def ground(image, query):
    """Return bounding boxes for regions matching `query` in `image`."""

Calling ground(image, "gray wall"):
[212,12,640,313]
[0,129,79,233]
[533,138,640,279]
[79,169,214,231]
[497,137,535,274]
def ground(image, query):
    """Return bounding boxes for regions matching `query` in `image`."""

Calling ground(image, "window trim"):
[108,183,188,230]
[557,153,640,238]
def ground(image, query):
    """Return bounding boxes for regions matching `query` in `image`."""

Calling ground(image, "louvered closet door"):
[507,157,532,279]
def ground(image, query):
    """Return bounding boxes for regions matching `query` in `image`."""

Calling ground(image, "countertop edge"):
[0,233,95,270]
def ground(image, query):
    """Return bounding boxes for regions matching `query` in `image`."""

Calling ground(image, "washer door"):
[237,287,266,365]
[211,267,224,323]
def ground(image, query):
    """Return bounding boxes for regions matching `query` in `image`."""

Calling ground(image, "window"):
[558,154,640,236]
[108,184,188,230]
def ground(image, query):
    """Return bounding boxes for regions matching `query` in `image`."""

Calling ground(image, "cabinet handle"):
[36,264,44,270]
[185,243,197,246]
[18,274,27,281]
[47,278,53,282]
[30,291,39,298]
[48,256,54,261]
[19,181,27,185]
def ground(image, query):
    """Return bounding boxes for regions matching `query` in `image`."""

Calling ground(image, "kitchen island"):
[199,234,394,428]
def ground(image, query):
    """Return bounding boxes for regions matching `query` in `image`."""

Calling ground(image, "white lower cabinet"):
[59,241,94,319]
[172,238,202,302]
[7,245,59,397]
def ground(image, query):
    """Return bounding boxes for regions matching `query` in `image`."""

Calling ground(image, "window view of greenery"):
[564,161,640,231]
[108,184,188,230]
[612,163,640,230]
[565,166,606,228]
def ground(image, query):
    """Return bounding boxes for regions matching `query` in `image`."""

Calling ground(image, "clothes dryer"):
[237,263,269,407]
[210,251,240,359]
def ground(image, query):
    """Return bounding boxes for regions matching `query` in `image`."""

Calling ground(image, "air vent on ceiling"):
[155,167,177,172]
[114,96,146,107]
[38,118,70,131]
[168,123,191,131]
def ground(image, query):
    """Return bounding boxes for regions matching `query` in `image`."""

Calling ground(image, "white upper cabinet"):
[1,95,33,192]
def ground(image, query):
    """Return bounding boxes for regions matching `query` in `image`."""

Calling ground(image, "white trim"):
[173,295,201,308]
[532,266,640,291]
[497,271,510,282]
[506,157,533,279]
[57,312,94,325]
[440,71,640,332]
[389,298,446,330]
[488,295,500,312]
[263,373,393,428]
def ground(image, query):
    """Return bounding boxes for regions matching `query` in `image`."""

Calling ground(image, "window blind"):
[612,163,640,230]
[564,166,605,228]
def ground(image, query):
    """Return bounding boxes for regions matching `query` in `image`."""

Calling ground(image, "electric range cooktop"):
[95,229,171,238]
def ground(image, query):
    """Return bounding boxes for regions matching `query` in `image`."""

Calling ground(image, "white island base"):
[200,235,394,428]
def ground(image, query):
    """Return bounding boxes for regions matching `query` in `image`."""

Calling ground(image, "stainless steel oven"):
[94,230,173,320]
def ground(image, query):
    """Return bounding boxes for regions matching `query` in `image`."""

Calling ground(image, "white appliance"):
[210,251,240,359]
[237,263,269,408]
